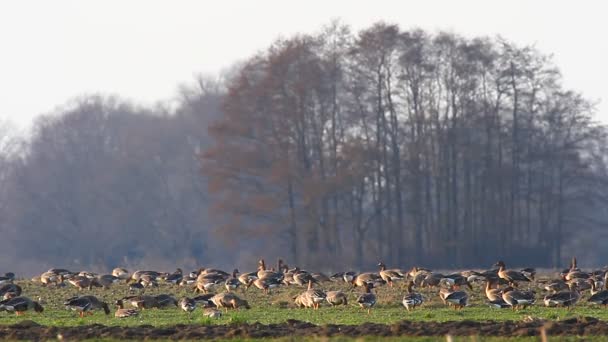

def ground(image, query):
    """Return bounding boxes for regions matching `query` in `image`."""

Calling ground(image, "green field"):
[2,279,608,340]
[0,278,607,325]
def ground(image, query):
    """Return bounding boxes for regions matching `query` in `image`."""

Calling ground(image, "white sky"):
[0,0,606,130]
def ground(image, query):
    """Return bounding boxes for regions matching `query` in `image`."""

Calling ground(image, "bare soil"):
[1,317,606,340]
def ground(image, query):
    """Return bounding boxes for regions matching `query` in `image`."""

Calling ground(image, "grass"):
[1,278,608,327]
[4,278,608,341]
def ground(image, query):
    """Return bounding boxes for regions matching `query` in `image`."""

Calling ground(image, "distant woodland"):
[2,22,608,274]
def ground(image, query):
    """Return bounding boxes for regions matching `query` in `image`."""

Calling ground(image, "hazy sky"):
[1,1,606,130]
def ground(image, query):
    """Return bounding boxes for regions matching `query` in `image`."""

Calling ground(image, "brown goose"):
[298,280,326,310]
[501,287,536,310]
[377,262,405,287]
[325,290,348,306]
[114,299,139,318]
[494,261,532,286]
[210,292,250,312]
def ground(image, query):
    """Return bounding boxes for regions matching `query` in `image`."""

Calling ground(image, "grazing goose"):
[40,271,64,287]
[443,286,469,310]
[501,287,536,310]
[192,294,217,308]
[210,292,250,312]
[68,275,101,290]
[64,296,110,317]
[203,308,222,318]
[494,261,532,286]
[0,273,14,285]
[402,281,424,312]
[0,284,22,300]
[356,282,376,314]
[114,299,139,318]
[588,285,608,307]
[0,296,43,315]
[238,271,258,287]
[195,273,225,294]
[248,277,282,295]
[121,295,158,310]
[299,280,326,310]
[112,268,130,282]
[178,297,196,313]
[154,294,178,308]
[129,280,145,293]
[325,290,348,306]
[164,268,183,285]
[353,273,384,288]
[96,274,120,289]
[225,269,241,292]
[541,278,568,294]
[544,284,581,309]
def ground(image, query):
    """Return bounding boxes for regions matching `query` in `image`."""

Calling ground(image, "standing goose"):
[402,281,424,312]
[0,296,43,315]
[378,262,405,287]
[356,282,376,314]
[164,268,184,285]
[112,268,130,283]
[494,261,532,287]
[299,280,326,310]
[588,278,608,306]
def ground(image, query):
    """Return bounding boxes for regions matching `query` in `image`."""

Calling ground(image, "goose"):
[238,271,258,287]
[494,261,532,286]
[0,296,43,315]
[192,294,217,308]
[299,280,326,310]
[402,281,424,312]
[378,262,405,287]
[195,273,225,293]
[247,277,282,295]
[225,269,241,292]
[112,268,130,282]
[68,276,101,290]
[164,268,183,285]
[210,292,250,312]
[40,271,64,287]
[203,308,222,318]
[64,296,110,317]
[129,280,145,293]
[588,285,608,307]
[96,274,120,289]
[544,284,581,309]
[443,286,468,310]
[325,290,348,306]
[485,279,503,302]
[114,299,139,318]
[154,294,178,308]
[0,273,14,285]
[0,284,22,300]
[179,297,196,313]
[542,279,568,294]
[356,282,376,314]
[353,272,384,288]
[121,295,158,310]
[502,287,536,310]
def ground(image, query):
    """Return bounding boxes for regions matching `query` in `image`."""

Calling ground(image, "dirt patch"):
[1,317,607,340]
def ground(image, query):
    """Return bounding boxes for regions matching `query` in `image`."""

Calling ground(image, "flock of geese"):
[1,257,608,319]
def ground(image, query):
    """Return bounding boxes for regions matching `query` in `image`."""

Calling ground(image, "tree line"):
[1,22,607,274]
